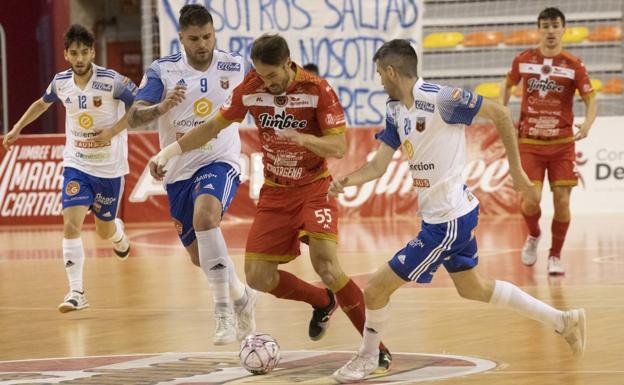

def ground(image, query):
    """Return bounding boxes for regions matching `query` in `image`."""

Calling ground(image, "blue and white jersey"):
[135,50,244,184]
[376,78,483,223]
[43,64,136,178]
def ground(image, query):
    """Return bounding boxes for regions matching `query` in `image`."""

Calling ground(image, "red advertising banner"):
[0,125,520,226]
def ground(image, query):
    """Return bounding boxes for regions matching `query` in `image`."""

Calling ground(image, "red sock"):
[269,270,330,309]
[335,278,387,351]
[550,219,570,257]
[522,208,542,237]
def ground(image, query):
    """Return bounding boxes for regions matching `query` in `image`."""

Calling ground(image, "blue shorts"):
[62,167,124,222]
[166,162,240,247]
[389,206,480,283]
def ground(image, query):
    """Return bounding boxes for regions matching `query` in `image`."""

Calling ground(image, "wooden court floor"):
[1,214,623,384]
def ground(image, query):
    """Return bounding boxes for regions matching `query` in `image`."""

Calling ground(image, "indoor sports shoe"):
[234,286,257,341]
[521,235,540,266]
[58,290,89,313]
[548,256,565,275]
[112,218,130,260]
[373,347,392,374]
[332,351,379,383]
[213,310,236,346]
[557,308,586,357]
[309,289,338,341]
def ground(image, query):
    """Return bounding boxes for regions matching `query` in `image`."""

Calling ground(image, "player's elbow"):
[127,108,140,128]
[333,147,346,159]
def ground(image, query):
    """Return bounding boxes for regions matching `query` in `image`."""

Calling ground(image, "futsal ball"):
[239,333,281,375]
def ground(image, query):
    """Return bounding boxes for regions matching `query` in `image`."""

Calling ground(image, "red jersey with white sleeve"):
[220,63,346,187]
[507,48,593,144]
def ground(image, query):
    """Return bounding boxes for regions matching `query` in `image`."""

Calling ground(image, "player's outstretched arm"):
[149,112,233,179]
[499,77,514,106]
[329,143,395,196]
[127,84,186,128]
[476,98,533,194]
[89,113,130,145]
[2,98,52,151]
[575,92,597,141]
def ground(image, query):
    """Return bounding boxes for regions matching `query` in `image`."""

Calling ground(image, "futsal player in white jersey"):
[2,25,135,313]
[127,4,255,345]
[329,40,587,383]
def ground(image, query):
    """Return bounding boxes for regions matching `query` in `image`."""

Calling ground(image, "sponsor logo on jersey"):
[217,61,241,72]
[410,162,435,171]
[176,78,187,86]
[413,178,431,188]
[92,81,113,92]
[402,140,414,158]
[416,117,426,132]
[193,97,213,117]
[66,181,80,196]
[93,96,102,107]
[78,113,94,129]
[64,97,72,104]
[258,111,307,130]
[541,64,552,75]
[414,100,434,113]
[526,77,564,93]
[220,78,229,89]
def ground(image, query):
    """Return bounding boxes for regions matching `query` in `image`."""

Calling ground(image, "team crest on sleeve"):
[66,181,81,196]
[93,96,102,107]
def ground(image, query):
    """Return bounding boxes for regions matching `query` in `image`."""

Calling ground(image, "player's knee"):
[193,212,221,232]
[63,221,82,238]
[313,262,340,288]
[245,265,274,292]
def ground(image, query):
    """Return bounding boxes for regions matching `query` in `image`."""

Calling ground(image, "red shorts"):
[519,142,578,189]
[245,177,338,263]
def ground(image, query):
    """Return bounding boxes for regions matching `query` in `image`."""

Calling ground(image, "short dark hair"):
[179,4,213,29]
[64,24,95,50]
[250,34,290,66]
[373,39,418,77]
[538,7,566,27]
[303,63,319,75]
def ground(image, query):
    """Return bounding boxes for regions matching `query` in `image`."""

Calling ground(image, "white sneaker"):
[333,352,379,383]
[521,235,540,266]
[213,311,236,345]
[112,218,130,260]
[234,287,257,341]
[58,291,89,313]
[548,256,565,275]
[557,309,586,356]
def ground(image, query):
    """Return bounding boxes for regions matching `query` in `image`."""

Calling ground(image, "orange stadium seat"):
[504,29,540,45]
[475,82,500,99]
[423,32,464,49]
[601,78,623,94]
[463,31,504,47]
[562,27,589,44]
[588,25,622,42]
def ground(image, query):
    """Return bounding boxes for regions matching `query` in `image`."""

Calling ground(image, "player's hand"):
[329,176,348,197]
[158,84,186,115]
[574,122,591,141]
[88,128,114,146]
[148,154,168,180]
[275,128,305,146]
[2,126,21,151]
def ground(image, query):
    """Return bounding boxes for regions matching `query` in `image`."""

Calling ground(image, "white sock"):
[108,220,124,243]
[196,228,238,311]
[359,303,390,356]
[490,280,564,331]
[63,238,85,293]
[230,266,247,303]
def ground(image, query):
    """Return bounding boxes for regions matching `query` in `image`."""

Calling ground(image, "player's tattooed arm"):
[128,85,186,127]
